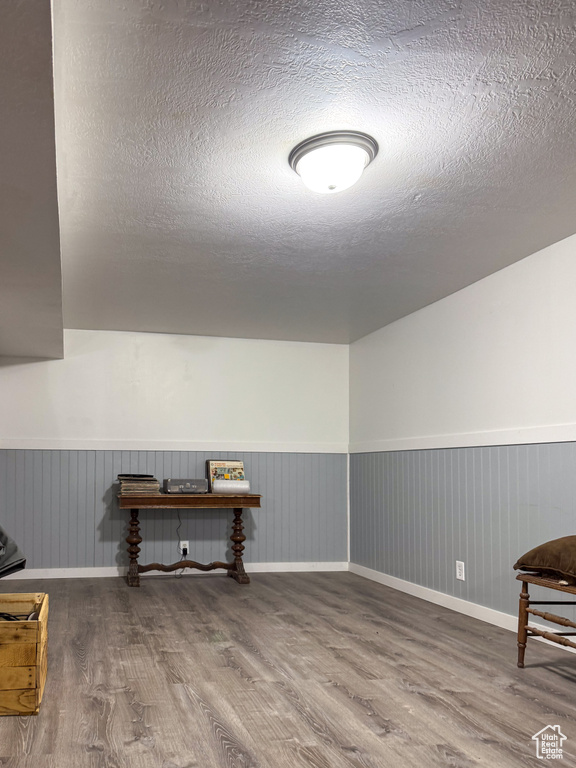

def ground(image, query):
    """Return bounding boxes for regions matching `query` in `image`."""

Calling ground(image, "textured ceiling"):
[51,1,576,343]
[0,1,62,358]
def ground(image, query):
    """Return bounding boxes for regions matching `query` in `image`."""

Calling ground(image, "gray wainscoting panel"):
[0,450,347,570]
[350,443,576,617]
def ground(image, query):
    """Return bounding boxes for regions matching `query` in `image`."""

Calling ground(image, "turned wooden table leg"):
[517,580,529,667]
[228,507,250,584]
[127,508,142,587]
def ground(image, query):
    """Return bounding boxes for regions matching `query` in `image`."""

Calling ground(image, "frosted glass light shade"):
[289,131,378,194]
[296,144,369,194]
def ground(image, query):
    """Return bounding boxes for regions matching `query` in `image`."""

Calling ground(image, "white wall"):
[0,329,349,452]
[350,232,576,452]
[7,229,576,456]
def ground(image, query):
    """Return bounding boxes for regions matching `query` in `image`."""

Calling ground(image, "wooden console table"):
[118,493,262,587]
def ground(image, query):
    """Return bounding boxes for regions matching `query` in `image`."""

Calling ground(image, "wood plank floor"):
[1,572,576,767]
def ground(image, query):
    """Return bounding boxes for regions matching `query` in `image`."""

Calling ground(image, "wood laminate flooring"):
[1,572,576,767]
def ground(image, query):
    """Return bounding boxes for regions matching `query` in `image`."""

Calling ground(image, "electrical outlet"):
[179,540,189,555]
[456,560,465,581]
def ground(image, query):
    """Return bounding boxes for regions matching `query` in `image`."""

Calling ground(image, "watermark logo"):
[532,725,567,759]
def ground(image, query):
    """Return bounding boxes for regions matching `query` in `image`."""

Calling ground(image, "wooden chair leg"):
[517,580,529,668]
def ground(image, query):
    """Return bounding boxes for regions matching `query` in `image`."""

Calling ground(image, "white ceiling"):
[4,1,576,355]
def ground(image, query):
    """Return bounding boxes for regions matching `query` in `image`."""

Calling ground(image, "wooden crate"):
[0,593,48,716]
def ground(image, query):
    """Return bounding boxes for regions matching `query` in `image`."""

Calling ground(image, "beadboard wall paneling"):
[350,443,576,617]
[0,450,347,570]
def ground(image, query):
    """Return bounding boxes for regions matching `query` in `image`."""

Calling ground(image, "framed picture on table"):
[206,460,245,491]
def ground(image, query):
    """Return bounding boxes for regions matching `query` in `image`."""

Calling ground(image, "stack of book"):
[118,474,161,495]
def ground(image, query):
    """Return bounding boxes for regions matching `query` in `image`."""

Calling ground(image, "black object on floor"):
[0,525,26,578]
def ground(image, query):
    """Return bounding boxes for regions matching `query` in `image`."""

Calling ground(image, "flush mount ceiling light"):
[289,130,378,194]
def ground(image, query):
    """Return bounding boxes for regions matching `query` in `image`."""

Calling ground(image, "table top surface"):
[118,493,262,509]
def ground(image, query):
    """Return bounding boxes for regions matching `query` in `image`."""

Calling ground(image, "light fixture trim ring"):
[288,130,379,172]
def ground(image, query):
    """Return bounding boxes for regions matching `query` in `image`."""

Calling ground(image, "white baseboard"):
[2,561,349,581]
[2,566,126,580]
[349,563,517,630]
[349,562,576,655]
[246,561,348,573]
